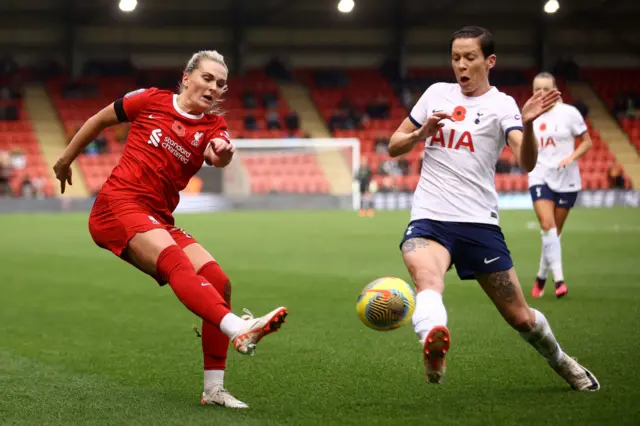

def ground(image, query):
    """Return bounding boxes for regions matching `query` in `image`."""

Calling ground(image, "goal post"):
[222,138,361,210]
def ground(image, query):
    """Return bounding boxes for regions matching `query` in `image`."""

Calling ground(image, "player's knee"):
[506,308,536,332]
[540,218,556,232]
[411,268,445,293]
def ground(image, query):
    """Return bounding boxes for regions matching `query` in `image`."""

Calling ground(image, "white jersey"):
[409,83,523,226]
[528,103,587,192]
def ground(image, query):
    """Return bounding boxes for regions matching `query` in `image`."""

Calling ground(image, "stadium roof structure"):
[0,0,639,28]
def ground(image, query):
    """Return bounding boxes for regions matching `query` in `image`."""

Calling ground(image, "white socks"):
[220,313,246,338]
[536,251,549,280]
[412,289,448,341]
[519,309,564,367]
[541,228,564,282]
[204,369,224,391]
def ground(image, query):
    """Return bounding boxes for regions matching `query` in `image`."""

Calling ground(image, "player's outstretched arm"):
[53,103,121,193]
[509,90,561,172]
[558,131,593,169]
[389,112,452,158]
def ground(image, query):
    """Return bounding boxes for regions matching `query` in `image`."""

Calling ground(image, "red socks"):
[156,246,229,326]
[197,261,232,370]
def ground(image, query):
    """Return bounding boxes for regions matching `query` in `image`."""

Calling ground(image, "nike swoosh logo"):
[201,283,212,287]
[484,257,500,264]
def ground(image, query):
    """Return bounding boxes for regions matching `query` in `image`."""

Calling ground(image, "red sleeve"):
[114,87,157,122]
[209,117,231,143]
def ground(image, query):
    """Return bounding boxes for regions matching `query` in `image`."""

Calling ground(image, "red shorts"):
[88,192,199,284]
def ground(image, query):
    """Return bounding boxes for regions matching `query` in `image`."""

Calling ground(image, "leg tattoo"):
[401,238,430,254]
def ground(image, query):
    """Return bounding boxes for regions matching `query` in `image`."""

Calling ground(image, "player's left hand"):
[521,89,561,123]
[208,138,235,167]
[558,156,573,169]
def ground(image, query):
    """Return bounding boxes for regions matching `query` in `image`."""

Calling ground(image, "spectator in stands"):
[379,158,403,176]
[365,94,391,119]
[265,57,292,81]
[495,158,512,174]
[242,91,258,109]
[612,91,636,119]
[398,158,410,176]
[30,176,46,199]
[573,99,589,118]
[375,137,388,153]
[266,109,281,130]
[284,111,299,131]
[263,92,279,109]
[244,114,258,131]
[0,150,12,197]
[608,164,626,189]
[401,87,415,110]
[328,108,357,132]
[10,148,26,170]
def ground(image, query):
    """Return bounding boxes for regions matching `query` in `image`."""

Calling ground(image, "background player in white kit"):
[388,26,599,391]
[528,72,593,299]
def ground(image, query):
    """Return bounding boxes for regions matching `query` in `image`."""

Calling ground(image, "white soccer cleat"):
[552,354,600,391]
[201,387,249,408]
[422,325,451,384]
[231,307,288,355]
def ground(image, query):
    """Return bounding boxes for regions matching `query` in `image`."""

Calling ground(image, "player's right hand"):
[413,112,453,140]
[53,157,73,194]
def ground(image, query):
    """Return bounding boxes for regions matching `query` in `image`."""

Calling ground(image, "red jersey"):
[101,87,230,218]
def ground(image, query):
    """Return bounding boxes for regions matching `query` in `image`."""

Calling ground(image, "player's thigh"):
[530,185,556,231]
[554,207,571,235]
[399,220,452,293]
[553,191,578,235]
[126,229,178,276]
[475,268,534,332]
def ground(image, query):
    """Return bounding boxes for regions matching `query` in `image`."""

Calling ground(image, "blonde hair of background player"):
[179,50,229,115]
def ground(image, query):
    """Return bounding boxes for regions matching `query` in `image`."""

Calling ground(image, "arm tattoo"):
[401,238,430,253]
[485,271,517,303]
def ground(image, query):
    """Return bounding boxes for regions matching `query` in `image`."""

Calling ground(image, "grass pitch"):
[1,208,639,425]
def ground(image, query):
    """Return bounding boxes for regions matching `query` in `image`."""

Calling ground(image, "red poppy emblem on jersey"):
[540,123,547,131]
[452,106,466,122]
[172,121,186,137]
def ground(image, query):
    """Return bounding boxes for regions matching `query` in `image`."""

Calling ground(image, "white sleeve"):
[408,84,437,128]
[500,96,523,141]
[570,107,588,136]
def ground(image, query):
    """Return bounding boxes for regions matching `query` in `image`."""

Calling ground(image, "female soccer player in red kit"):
[53,50,287,408]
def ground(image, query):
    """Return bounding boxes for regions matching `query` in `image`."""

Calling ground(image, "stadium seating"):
[241,153,330,194]
[303,67,625,192]
[47,70,319,194]
[0,98,54,197]
[583,68,640,154]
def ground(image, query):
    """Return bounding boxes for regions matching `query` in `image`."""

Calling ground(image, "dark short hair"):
[450,26,495,58]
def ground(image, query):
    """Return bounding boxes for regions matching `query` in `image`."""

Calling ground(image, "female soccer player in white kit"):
[528,72,593,299]
[388,26,599,391]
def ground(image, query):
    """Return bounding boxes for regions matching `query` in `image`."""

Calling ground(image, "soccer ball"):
[356,277,416,331]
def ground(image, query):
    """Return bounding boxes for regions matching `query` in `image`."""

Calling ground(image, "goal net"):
[221,138,361,210]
